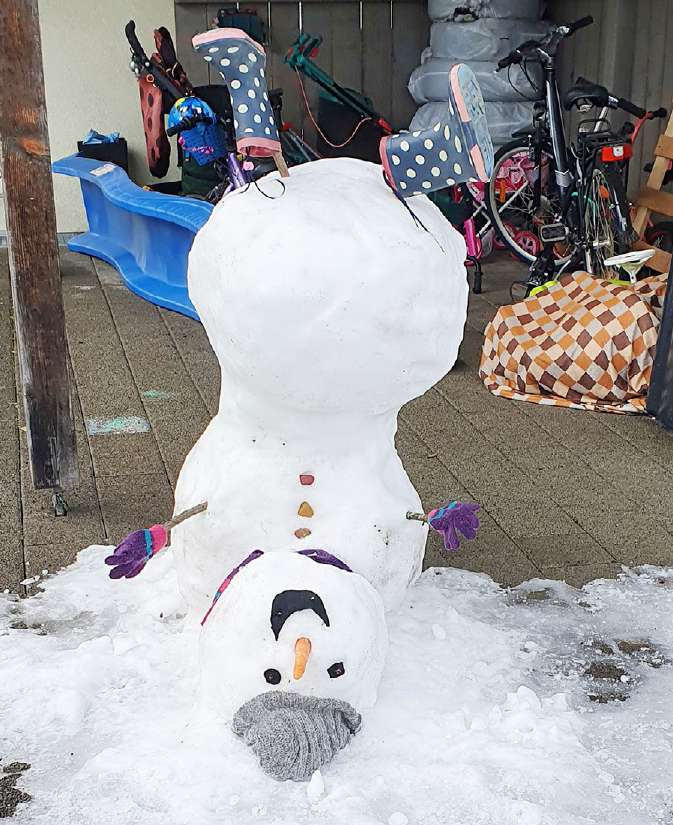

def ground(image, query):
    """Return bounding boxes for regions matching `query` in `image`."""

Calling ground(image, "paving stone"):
[395,422,466,508]
[517,534,615,568]
[95,260,211,484]
[0,251,23,593]
[159,309,221,417]
[425,529,541,586]
[96,474,174,544]
[16,363,105,551]
[23,545,83,578]
[60,251,165,478]
[539,563,623,588]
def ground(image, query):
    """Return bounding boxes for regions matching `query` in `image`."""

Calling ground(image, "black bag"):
[646,263,673,430]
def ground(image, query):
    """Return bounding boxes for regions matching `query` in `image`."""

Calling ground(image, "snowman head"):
[198,549,388,720]
[188,157,468,415]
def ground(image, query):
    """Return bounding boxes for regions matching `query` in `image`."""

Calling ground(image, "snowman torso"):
[173,157,468,615]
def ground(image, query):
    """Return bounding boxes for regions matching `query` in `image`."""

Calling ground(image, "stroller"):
[124,20,318,202]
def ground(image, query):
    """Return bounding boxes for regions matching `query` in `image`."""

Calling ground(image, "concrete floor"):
[1,248,672,595]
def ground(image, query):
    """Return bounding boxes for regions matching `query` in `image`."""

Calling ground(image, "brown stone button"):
[294,528,311,539]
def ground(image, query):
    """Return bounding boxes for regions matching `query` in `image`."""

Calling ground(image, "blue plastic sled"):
[52,155,214,320]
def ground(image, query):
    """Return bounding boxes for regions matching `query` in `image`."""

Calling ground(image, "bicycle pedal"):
[539,223,568,244]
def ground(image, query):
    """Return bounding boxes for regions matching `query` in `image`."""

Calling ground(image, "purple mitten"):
[104,524,168,580]
[427,501,480,552]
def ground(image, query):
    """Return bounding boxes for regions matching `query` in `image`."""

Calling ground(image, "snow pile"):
[2,549,673,824]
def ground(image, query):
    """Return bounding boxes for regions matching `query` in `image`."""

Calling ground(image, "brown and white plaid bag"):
[479,272,668,414]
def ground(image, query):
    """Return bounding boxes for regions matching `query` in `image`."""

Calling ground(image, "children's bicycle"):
[482,15,667,294]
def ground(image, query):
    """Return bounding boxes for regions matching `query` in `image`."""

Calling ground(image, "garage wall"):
[547,0,673,194]
[0,0,177,234]
[174,0,429,147]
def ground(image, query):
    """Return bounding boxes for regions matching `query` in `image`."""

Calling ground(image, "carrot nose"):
[293,637,312,680]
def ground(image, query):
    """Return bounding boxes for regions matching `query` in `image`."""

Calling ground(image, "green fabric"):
[181,156,220,197]
[429,189,472,228]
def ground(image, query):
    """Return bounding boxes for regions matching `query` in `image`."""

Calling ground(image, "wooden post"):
[0,0,78,492]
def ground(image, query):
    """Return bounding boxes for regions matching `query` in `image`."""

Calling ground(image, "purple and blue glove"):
[427,501,481,552]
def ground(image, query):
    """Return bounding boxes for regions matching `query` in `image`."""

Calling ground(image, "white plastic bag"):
[429,18,550,61]
[408,58,543,104]
[409,100,535,147]
[428,0,543,21]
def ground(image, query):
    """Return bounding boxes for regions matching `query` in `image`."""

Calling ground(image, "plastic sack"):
[409,100,535,146]
[428,0,543,21]
[408,58,543,104]
[429,18,550,61]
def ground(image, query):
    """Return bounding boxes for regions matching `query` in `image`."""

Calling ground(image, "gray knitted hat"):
[232,690,362,781]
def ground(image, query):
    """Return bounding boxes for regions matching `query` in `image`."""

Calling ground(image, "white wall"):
[0,0,177,233]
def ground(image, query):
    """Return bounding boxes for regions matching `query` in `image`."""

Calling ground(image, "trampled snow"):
[2,548,673,824]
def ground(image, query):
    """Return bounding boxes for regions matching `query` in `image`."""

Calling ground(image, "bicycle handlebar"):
[166,114,213,137]
[615,97,647,119]
[566,15,594,35]
[497,15,594,71]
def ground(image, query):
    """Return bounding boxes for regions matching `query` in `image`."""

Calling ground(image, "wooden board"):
[632,98,673,237]
[174,2,211,86]
[391,0,428,129]
[0,0,78,491]
[268,2,302,131]
[654,134,673,160]
[362,2,394,124]
[300,2,334,144]
[633,239,672,274]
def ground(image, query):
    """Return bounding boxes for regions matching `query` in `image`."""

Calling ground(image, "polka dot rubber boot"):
[379,63,494,197]
[192,27,281,157]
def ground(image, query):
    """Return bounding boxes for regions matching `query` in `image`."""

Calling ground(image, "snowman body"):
[173,157,468,616]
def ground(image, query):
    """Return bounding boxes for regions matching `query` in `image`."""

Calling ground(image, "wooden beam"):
[0,0,78,491]
[633,187,673,220]
[633,239,672,274]
[654,134,673,160]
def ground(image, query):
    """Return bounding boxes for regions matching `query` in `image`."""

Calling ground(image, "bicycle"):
[482,15,667,295]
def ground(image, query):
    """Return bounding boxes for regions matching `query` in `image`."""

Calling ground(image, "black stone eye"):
[327,662,345,679]
[264,668,281,685]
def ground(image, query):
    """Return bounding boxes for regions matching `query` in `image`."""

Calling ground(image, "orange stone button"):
[298,501,314,518]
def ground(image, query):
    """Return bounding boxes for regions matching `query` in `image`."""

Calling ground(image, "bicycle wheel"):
[584,165,635,277]
[485,139,577,269]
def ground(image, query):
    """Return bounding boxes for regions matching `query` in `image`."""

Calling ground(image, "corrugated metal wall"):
[175,0,428,144]
[548,0,673,193]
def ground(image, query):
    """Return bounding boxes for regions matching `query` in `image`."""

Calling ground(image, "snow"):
[3,549,673,824]
[174,157,468,616]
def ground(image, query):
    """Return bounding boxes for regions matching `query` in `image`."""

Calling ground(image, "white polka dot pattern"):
[192,29,280,156]
[379,63,494,199]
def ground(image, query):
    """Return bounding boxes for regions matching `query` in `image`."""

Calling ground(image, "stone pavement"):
[1,248,672,595]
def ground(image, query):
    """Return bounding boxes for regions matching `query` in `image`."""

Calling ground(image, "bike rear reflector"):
[600,144,632,163]
[539,223,568,244]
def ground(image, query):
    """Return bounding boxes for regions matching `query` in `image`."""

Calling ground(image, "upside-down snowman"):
[107,29,492,781]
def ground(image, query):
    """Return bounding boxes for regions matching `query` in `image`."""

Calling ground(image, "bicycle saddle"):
[563,79,609,111]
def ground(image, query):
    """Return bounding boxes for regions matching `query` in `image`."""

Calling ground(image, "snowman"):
[170,155,469,618]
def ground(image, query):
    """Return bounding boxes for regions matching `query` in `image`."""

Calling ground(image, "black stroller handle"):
[125,19,184,102]
[125,20,150,68]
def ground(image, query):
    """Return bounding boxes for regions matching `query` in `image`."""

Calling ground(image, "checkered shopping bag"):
[479,272,666,414]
